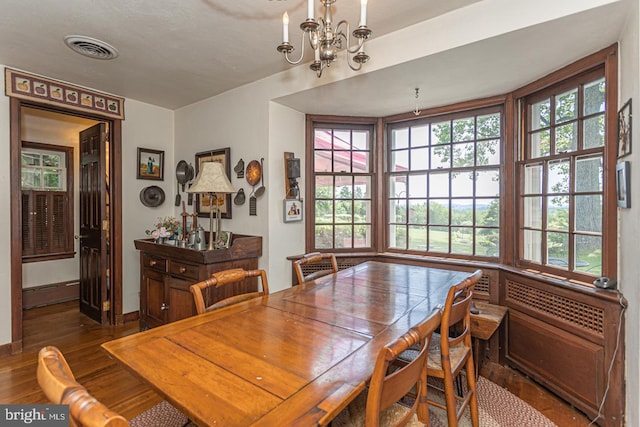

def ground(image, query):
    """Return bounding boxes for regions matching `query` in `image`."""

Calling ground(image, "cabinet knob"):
[179,267,187,273]
[161,303,169,311]
[149,260,157,267]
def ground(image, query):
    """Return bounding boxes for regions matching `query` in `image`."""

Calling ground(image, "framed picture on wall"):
[194,148,232,219]
[137,148,164,180]
[283,199,303,222]
[616,161,631,208]
[617,98,632,158]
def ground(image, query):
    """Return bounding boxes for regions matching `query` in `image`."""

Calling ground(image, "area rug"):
[128,377,556,427]
[427,376,558,427]
[129,400,193,427]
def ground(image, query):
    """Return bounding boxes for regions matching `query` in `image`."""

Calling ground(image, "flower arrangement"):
[146,216,180,240]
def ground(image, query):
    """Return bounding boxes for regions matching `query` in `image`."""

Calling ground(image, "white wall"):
[174,86,276,281]
[267,102,306,291]
[121,99,174,314]
[618,0,639,424]
[0,66,11,344]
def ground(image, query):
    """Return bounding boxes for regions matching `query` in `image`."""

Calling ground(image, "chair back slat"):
[365,309,442,426]
[439,271,481,353]
[190,268,269,314]
[293,252,338,285]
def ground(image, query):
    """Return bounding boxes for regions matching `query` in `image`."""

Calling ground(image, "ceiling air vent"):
[64,35,119,60]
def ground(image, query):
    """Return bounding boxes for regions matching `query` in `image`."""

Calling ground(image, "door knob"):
[161,303,169,311]
[74,234,89,239]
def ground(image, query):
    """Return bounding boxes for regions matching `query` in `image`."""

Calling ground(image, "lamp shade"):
[187,162,235,194]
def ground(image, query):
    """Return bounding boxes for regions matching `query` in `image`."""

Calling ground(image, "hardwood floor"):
[0,301,592,426]
[481,363,592,426]
[0,300,163,420]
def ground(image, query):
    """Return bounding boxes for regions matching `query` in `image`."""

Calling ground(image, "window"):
[518,69,606,278]
[387,108,502,258]
[21,142,74,262]
[304,48,616,287]
[310,121,375,250]
[21,149,66,191]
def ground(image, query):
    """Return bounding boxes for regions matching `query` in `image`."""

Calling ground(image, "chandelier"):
[277,0,372,77]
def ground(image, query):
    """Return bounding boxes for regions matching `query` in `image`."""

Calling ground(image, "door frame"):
[9,97,123,353]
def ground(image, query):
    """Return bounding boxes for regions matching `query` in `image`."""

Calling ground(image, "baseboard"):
[22,280,79,309]
[123,311,140,324]
[0,342,11,358]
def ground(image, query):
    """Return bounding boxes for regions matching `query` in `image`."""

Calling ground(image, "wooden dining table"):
[101,261,478,426]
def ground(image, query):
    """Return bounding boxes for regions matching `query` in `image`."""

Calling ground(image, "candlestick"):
[360,0,368,26]
[282,12,289,43]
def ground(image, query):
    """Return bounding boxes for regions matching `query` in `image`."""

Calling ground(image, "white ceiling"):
[0,0,629,117]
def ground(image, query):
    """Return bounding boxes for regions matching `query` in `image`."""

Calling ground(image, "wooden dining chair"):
[425,269,483,427]
[37,346,188,427]
[293,252,338,285]
[331,308,443,427]
[189,268,269,314]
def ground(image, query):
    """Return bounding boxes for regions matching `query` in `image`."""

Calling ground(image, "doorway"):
[9,99,123,353]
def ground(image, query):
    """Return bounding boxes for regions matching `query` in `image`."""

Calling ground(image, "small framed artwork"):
[617,98,632,158]
[215,231,232,249]
[616,161,631,208]
[195,148,232,219]
[284,199,303,222]
[137,148,164,180]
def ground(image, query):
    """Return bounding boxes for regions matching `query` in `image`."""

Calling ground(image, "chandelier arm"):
[346,37,365,55]
[280,31,310,65]
[346,52,363,72]
[335,20,359,55]
[334,20,367,71]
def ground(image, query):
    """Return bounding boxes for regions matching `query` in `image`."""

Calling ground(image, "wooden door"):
[141,269,166,329]
[167,276,197,323]
[78,123,108,323]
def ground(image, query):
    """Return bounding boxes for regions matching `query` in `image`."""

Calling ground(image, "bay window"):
[305,47,616,286]
[518,69,607,279]
[310,120,376,251]
[387,107,502,257]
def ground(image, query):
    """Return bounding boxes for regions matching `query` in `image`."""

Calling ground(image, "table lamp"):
[187,162,236,250]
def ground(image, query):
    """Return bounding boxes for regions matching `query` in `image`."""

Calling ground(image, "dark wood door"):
[141,269,166,328]
[79,123,108,323]
[167,276,197,323]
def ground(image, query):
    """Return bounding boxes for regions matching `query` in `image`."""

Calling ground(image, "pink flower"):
[150,227,171,239]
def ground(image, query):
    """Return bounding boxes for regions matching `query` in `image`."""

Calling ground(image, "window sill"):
[289,251,619,301]
[22,251,75,263]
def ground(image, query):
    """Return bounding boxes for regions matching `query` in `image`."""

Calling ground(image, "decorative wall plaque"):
[5,68,125,120]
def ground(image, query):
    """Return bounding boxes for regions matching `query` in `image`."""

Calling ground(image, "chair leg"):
[465,356,479,427]
[417,378,430,424]
[442,373,459,427]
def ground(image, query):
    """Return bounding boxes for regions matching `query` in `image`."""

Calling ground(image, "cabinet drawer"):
[169,260,199,280]
[142,254,167,272]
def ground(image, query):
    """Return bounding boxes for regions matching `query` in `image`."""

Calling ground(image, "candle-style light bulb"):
[308,0,314,20]
[360,0,368,27]
[282,12,289,43]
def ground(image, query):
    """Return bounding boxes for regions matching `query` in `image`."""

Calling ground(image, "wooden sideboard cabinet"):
[134,234,262,329]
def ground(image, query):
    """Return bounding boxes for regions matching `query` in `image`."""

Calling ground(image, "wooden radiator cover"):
[504,272,625,426]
